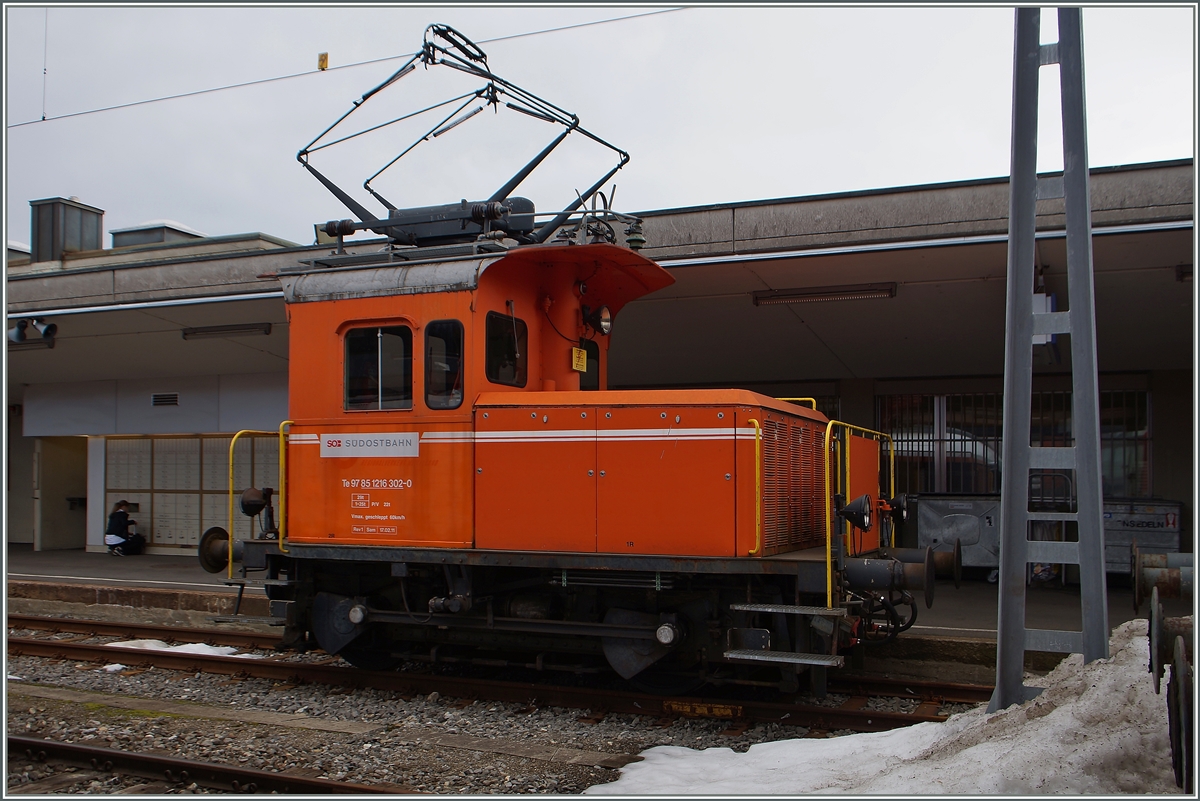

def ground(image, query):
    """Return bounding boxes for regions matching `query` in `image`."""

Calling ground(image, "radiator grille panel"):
[760,416,826,553]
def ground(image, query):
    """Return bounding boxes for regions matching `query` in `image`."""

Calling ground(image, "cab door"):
[596,405,737,556]
[474,405,597,552]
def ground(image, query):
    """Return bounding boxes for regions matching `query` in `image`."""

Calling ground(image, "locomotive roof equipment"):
[297,24,637,251]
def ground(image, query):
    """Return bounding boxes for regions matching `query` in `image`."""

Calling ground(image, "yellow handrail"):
[777,397,818,410]
[277,420,294,553]
[822,420,896,607]
[747,418,762,556]
[227,428,280,579]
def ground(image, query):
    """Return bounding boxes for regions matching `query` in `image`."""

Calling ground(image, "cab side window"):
[426,320,464,410]
[345,326,413,410]
[485,311,528,387]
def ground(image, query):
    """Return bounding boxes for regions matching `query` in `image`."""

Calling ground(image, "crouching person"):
[105,500,145,556]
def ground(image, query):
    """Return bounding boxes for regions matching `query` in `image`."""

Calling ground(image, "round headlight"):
[596,306,612,335]
[584,305,613,335]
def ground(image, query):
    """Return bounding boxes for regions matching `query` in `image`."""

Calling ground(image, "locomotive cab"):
[280,242,675,550]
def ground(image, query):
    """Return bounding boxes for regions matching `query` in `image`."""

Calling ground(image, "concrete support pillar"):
[87,437,108,552]
[7,405,35,544]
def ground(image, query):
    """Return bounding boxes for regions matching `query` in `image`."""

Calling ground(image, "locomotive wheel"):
[1150,586,1165,693]
[1168,635,1193,791]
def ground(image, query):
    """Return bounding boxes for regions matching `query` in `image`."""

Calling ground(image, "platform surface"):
[7,544,233,593]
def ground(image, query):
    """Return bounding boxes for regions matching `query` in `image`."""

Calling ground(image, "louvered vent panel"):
[151,393,180,407]
[795,422,827,550]
[758,416,828,554]
[761,420,789,550]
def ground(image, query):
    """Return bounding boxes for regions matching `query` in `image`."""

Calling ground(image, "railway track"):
[6,614,283,650]
[7,615,993,705]
[8,619,991,734]
[7,734,412,794]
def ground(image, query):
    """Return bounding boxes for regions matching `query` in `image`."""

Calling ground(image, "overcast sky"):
[4,5,1195,249]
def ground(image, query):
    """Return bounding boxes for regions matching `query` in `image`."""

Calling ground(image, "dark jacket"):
[106,510,132,541]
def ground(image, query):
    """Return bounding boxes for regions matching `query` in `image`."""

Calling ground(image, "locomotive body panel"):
[472,391,827,557]
[596,404,739,556]
[847,434,883,554]
[285,286,476,547]
[475,404,598,552]
[286,423,474,547]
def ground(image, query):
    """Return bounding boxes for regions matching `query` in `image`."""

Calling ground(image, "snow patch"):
[107,639,250,657]
[588,619,1181,795]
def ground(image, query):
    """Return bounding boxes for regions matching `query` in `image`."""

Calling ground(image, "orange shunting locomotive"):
[204,240,950,693]
[201,22,952,694]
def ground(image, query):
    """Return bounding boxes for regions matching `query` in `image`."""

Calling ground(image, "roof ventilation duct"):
[111,220,206,248]
[29,197,104,263]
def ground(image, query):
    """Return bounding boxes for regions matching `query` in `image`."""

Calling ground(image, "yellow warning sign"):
[571,347,587,372]
[662,700,742,718]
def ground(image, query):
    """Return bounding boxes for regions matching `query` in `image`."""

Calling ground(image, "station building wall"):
[19,372,287,553]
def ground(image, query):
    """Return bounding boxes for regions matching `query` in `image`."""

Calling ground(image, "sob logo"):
[321,433,419,458]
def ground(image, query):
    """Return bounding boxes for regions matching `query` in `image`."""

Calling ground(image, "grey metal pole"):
[991,6,1041,714]
[990,7,1109,714]
[1057,6,1109,663]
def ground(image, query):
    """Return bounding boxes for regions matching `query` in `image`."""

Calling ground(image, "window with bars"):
[876,394,1002,495]
[1098,390,1151,498]
[876,391,1151,500]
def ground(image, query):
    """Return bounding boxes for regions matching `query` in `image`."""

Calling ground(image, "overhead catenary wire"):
[40,8,49,121]
[8,8,684,129]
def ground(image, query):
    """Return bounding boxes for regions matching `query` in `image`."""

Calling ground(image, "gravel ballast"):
[6,615,982,794]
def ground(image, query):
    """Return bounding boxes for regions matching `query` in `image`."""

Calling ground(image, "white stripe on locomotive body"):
[419,431,476,441]
[599,428,756,440]
[295,428,760,445]
[437,428,755,443]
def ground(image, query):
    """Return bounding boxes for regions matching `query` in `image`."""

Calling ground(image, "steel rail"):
[8,637,961,733]
[828,675,993,705]
[6,615,284,650]
[8,735,411,794]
